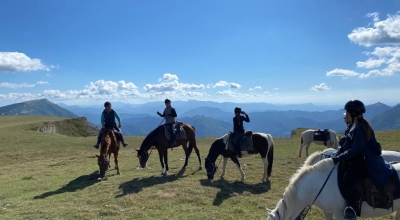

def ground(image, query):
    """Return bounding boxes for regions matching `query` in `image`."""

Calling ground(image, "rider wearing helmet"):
[232,107,250,158]
[157,99,178,146]
[331,100,392,219]
[93,101,128,149]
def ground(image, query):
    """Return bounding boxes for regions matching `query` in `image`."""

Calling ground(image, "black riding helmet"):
[344,100,366,116]
[234,107,241,114]
[104,101,111,107]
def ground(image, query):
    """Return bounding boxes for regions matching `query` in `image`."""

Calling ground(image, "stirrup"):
[344,206,357,220]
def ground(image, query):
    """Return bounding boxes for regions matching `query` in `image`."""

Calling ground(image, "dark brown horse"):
[205,132,274,182]
[136,123,202,176]
[96,128,120,179]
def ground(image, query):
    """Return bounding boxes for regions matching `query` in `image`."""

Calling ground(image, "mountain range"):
[1,99,399,138]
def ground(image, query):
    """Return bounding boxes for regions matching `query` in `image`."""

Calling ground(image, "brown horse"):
[136,123,202,176]
[96,128,120,179]
[205,132,274,182]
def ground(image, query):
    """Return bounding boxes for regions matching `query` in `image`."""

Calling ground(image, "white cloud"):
[356,58,386,68]
[158,73,179,82]
[36,81,49,85]
[348,11,400,47]
[273,88,279,90]
[310,83,331,91]
[212,80,242,89]
[249,86,262,91]
[0,52,54,72]
[326,68,360,78]
[0,93,37,102]
[216,89,265,98]
[0,82,35,89]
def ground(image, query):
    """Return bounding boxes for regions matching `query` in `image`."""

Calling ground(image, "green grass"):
[0,117,398,219]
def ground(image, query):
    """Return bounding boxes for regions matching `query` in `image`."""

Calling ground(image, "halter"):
[205,157,219,175]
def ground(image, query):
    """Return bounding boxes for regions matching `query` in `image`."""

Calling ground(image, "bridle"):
[205,157,218,175]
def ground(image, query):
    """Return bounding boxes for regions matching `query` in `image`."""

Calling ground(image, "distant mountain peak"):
[0,99,78,118]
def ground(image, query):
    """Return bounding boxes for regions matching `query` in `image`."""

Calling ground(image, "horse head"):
[96,154,110,178]
[204,157,218,179]
[136,149,149,168]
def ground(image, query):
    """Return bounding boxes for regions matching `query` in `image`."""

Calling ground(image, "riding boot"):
[171,132,176,146]
[235,143,242,158]
[344,200,357,220]
[93,134,101,149]
[119,133,128,147]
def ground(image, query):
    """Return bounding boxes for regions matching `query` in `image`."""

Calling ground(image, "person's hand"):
[157,111,161,116]
[118,123,121,128]
[332,157,339,164]
[241,111,247,115]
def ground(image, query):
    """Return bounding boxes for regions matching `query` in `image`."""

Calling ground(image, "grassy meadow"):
[0,116,399,220]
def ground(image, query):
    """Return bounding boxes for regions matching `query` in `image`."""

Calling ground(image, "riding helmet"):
[104,101,111,107]
[234,107,242,114]
[164,99,171,104]
[344,100,366,115]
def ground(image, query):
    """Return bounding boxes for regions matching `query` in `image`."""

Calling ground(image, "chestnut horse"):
[205,132,274,182]
[136,123,202,176]
[96,128,120,179]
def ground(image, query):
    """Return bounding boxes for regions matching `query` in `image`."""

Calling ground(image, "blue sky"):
[1,0,400,106]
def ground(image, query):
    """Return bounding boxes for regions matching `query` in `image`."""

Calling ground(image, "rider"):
[157,99,177,146]
[331,100,392,219]
[93,101,128,149]
[232,107,250,158]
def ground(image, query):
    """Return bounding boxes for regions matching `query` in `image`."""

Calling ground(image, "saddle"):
[164,122,186,141]
[313,129,330,146]
[225,131,253,152]
[338,162,400,214]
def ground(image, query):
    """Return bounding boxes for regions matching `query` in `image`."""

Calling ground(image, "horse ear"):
[95,154,100,158]
[135,149,139,152]
[265,207,273,214]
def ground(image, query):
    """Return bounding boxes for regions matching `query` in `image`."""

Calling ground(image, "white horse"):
[266,158,400,220]
[298,129,339,157]
[303,148,400,220]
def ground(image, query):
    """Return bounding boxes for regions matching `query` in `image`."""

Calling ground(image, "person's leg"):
[114,126,128,147]
[93,129,104,149]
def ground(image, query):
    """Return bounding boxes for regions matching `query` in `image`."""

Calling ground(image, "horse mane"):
[272,158,335,219]
[303,150,322,166]
[100,130,113,156]
[140,126,162,151]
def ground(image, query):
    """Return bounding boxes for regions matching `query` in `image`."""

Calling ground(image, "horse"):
[204,132,274,182]
[298,129,339,157]
[136,123,202,176]
[300,148,400,220]
[266,158,400,220]
[95,128,120,179]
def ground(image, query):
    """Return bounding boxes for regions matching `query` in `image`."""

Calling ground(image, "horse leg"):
[192,143,202,170]
[394,211,400,220]
[220,157,228,178]
[163,152,169,176]
[231,156,245,180]
[158,151,166,176]
[114,151,120,175]
[261,156,269,182]
[298,137,305,157]
[305,142,311,157]
[108,154,112,169]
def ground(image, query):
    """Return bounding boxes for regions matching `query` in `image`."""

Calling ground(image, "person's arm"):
[169,108,177,117]
[333,126,366,163]
[157,109,166,117]
[101,112,105,125]
[243,114,250,122]
[114,111,121,123]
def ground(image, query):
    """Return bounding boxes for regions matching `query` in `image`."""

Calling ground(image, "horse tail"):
[191,125,196,131]
[267,135,274,177]
[301,136,304,145]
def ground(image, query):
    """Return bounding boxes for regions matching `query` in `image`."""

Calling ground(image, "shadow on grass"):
[115,168,186,198]
[33,171,99,199]
[199,178,271,206]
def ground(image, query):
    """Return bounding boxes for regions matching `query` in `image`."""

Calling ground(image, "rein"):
[299,163,337,220]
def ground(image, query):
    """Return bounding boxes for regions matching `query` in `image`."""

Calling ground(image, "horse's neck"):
[275,168,327,219]
[207,141,224,162]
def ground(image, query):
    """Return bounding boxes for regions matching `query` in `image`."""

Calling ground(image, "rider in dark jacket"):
[232,107,250,158]
[331,100,393,219]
